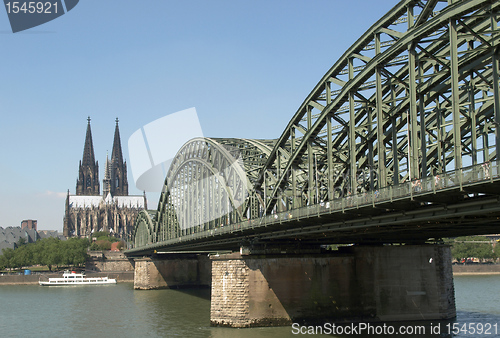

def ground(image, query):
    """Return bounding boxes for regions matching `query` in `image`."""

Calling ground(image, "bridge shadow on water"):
[173,286,211,301]
[132,275,500,338]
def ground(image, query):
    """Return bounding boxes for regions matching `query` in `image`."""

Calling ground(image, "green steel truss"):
[133,0,500,248]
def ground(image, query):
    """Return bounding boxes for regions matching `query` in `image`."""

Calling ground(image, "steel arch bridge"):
[130,0,500,255]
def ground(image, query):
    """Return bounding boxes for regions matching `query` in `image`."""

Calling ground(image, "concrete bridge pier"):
[133,253,211,289]
[210,244,455,327]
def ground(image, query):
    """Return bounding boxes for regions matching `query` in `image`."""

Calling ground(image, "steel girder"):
[133,210,156,248]
[256,0,500,214]
[133,0,500,248]
[153,137,273,242]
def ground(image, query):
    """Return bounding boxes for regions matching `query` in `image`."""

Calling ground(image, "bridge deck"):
[127,162,500,256]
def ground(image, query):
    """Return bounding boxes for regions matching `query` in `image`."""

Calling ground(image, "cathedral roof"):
[68,195,102,208]
[113,196,145,208]
[68,195,145,208]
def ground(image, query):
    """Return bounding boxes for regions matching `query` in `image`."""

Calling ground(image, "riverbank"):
[452,263,500,275]
[0,271,134,285]
[1,264,498,285]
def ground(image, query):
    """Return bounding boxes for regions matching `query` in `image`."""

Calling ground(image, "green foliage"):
[450,236,497,262]
[0,248,15,270]
[0,237,90,271]
[91,231,119,243]
[93,240,112,251]
[91,231,109,238]
[16,237,27,247]
[88,231,120,251]
[11,244,33,268]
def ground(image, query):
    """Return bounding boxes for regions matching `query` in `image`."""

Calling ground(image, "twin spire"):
[76,117,128,197]
[81,116,96,167]
[111,117,124,167]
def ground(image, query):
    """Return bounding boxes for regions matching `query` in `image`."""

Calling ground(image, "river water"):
[0,275,498,337]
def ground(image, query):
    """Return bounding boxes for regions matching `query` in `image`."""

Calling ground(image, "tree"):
[1,248,15,270]
[0,248,14,269]
[89,231,119,251]
[16,237,26,248]
[62,238,89,266]
[92,240,112,250]
[11,245,33,268]
[35,237,61,271]
[451,236,497,262]
[0,237,90,271]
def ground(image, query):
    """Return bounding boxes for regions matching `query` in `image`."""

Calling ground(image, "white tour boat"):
[39,270,116,286]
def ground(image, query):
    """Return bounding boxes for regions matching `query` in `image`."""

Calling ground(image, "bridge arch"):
[132,0,500,248]
[256,0,500,212]
[133,210,156,247]
[154,137,273,241]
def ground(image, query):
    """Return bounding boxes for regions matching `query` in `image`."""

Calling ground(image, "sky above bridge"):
[0,0,397,231]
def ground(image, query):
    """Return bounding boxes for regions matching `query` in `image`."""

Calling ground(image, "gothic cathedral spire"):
[103,152,112,197]
[76,117,100,195]
[110,118,128,196]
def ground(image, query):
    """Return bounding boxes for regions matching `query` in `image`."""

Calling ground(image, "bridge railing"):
[138,161,499,247]
[221,161,499,233]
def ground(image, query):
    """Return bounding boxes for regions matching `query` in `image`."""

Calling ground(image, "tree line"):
[0,237,89,271]
[449,236,498,263]
[0,234,496,271]
[327,236,497,262]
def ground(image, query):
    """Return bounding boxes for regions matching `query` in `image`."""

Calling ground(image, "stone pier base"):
[134,254,211,290]
[210,245,455,327]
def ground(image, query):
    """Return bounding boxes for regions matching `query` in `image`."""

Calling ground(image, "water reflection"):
[0,274,498,337]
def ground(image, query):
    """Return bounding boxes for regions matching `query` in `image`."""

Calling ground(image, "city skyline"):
[0,1,396,230]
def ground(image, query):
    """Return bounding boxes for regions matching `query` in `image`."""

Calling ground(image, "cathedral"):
[63,117,147,239]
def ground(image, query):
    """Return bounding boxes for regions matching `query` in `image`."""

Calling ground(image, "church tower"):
[110,118,128,196]
[76,117,100,195]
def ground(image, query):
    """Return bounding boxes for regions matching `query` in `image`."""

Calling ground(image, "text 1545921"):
[5,2,58,14]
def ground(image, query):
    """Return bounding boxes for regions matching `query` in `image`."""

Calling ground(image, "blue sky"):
[0,0,397,231]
